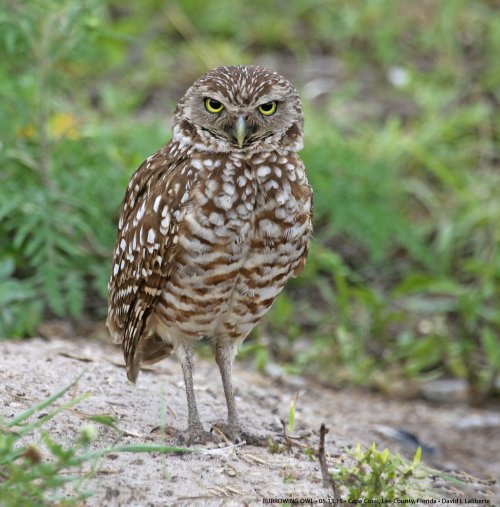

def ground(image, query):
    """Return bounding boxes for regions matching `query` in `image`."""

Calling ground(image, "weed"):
[332,444,426,501]
[266,437,285,455]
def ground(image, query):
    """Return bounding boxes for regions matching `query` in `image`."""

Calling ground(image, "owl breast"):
[151,150,313,345]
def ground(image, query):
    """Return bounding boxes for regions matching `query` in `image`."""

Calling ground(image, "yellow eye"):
[258,101,277,116]
[205,98,224,113]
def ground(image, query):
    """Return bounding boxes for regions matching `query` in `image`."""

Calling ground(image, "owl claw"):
[174,426,214,446]
[210,421,268,446]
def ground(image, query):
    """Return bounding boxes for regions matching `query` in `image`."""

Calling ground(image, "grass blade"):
[6,374,83,428]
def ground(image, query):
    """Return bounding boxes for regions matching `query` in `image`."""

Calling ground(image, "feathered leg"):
[176,343,210,444]
[215,341,241,435]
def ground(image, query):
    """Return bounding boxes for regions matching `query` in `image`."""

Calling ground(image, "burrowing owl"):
[107,65,313,444]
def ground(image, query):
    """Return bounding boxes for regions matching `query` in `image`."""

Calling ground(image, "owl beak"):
[234,115,248,148]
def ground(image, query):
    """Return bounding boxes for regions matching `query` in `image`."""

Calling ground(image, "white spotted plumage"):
[107,65,313,443]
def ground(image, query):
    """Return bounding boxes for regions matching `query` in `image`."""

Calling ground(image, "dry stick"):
[318,424,338,499]
[279,419,309,450]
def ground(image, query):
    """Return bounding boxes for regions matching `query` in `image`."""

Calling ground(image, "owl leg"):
[215,341,241,435]
[213,341,270,445]
[176,343,210,444]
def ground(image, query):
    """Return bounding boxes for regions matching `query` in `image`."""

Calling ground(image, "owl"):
[107,65,313,444]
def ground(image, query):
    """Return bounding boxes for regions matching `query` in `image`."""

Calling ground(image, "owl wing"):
[106,147,191,382]
[292,187,314,277]
[291,159,314,278]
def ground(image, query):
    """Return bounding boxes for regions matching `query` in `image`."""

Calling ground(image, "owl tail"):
[124,330,174,383]
[138,333,174,365]
[122,300,156,382]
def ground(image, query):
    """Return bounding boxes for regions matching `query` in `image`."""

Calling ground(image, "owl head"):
[172,65,304,153]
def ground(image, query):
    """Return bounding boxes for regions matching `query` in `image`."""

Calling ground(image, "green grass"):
[1,0,499,397]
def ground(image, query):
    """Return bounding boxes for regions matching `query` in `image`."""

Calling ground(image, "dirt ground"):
[1,332,499,506]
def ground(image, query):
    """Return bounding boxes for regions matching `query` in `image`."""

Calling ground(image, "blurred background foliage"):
[1,0,499,399]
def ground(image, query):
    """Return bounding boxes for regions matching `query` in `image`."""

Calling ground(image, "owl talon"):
[210,421,268,446]
[174,427,214,446]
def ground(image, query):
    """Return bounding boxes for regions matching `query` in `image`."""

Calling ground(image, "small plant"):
[266,436,285,454]
[332,443,425,501]
[0,381,95,506]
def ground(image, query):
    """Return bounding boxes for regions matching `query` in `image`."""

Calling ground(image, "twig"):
[58,351,96,363]
[225,486,243,495]
[239,452,267,465]
[280,419,309,450]
[210,424,231,445]
[288,431,312,440]
[318,424,338,499]
[200,441,246,455]
[280,418,292,447]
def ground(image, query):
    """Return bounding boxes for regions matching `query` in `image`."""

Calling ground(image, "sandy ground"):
[1,334,498,506]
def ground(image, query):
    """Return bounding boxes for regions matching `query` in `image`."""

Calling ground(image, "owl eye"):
[258,101,277,116]
[205,98,224,113]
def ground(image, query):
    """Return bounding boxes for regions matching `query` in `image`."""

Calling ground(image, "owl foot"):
[210,421,268,446]
[173,425,214,446]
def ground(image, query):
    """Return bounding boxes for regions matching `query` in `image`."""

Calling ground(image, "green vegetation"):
[0,381,93,506]
[0,379,193,506]
[332,444,426,501]
[1,1,499,397]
